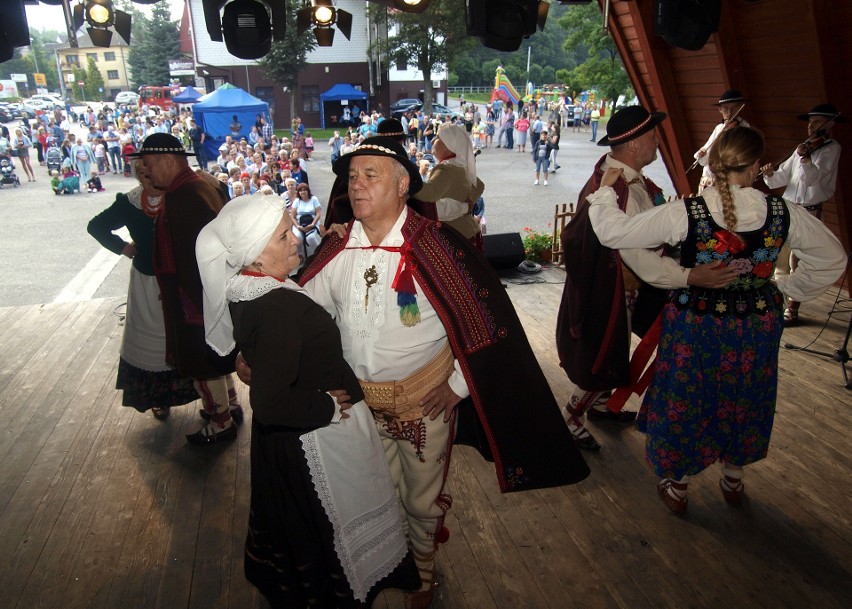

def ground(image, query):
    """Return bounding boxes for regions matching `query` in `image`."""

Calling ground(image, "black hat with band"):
[796,103,847,123]
[715,89,746,105]
[598,105,667,147]
[127,133,194,158]
[332,136,423,195]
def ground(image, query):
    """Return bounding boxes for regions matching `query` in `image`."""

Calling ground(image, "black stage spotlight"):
[222,0,273,59]
[466,0,547,52]
[392,0,431,13]
[297,0,352,47]
[203,1,286,48]
[1,0,30,63]
[72,0,131,47]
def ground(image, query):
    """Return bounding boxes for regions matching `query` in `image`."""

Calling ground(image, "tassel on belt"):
[359,343,455,421]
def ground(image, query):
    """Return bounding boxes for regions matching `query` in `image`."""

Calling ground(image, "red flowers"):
[713,229,746,255]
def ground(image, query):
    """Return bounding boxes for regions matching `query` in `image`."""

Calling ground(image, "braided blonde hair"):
[708,126,764,234]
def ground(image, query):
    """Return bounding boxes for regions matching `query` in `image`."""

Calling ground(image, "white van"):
[115,91,139,105]
[31,94,64,108]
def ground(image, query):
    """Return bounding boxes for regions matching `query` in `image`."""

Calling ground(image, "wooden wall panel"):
[603,0,850,284]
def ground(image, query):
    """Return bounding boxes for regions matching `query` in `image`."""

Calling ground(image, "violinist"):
[693,90,750,191]
[762,103,846,326]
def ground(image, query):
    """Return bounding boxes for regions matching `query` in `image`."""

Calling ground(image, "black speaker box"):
[483,232,525,270]
[654,0,721,51]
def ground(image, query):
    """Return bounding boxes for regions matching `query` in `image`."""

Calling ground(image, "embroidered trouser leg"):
[375,413,455,574]
[193,376,231,421]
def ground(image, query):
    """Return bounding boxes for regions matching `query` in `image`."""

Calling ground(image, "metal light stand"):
[783,255,852,389]
[785,314,851,388]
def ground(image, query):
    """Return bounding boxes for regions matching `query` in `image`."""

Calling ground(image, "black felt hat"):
[127,133,194,158]
[714,89,746,105]
[796,103,847,123]
[332,136,423,195]
[376,117,407,142]
[598,105,667,147]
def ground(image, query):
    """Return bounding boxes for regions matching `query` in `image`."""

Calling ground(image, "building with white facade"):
[181,0,447,128]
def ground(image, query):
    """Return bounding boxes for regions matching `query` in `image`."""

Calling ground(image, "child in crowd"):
[304,132,314,160]
[50,170,61,194]
[94,138,107,174]
[121,141,135,176]
[87,169,105,193]
[56,162,80,194]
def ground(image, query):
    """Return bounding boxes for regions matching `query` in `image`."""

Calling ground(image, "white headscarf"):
[436,122,477,188]
[196,192,285,355]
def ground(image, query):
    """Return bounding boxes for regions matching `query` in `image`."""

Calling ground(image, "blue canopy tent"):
[191,84,269,159]
[172,86,203,104]
[319,84,368,129]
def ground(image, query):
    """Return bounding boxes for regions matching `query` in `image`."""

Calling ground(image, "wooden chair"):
[551,202,575,266]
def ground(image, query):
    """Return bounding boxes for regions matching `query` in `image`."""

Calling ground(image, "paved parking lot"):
[0,112,676,307]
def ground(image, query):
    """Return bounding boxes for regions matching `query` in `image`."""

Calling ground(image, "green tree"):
[85,56,105,101]
[448,2,578,89]
[374,0,473,112]
[258,3,316,128]
[126,2,179,87]
[72,65,87,102]
[558,2,631,110]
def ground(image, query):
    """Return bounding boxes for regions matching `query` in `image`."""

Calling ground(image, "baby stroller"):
[0,157,20,188]
[45,144,63,174]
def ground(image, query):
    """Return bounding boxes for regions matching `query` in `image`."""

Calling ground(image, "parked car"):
[392,101,463,121]
[114,91,139,105]
[30,94,64,109]
[6,103,36,119]
[25,99,51,111]
[389,98,421,113]
[0,104,13,123]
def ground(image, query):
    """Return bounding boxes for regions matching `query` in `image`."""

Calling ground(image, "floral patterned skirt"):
[637,298,784,479]
[116,357,198,411]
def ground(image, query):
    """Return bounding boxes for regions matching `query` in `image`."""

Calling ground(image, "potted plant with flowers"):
[522,226,554,262]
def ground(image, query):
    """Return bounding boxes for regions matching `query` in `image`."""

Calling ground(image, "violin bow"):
[687,103,747,172]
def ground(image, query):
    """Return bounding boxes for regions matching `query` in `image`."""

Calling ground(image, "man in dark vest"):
[557,106,736,451]
[131,133,241,445]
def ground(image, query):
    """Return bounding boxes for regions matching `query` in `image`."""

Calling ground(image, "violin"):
[796,129,829,157]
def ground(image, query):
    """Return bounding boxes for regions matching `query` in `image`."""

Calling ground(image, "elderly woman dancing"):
[87,168,199,419]
[196,193,418,607]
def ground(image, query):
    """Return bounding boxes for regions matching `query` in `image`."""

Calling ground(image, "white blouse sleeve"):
[587,186,689,250]
[776,203,847,302]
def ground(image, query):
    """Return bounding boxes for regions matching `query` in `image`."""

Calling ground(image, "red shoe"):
[719,478,744,507]
[657,478,688,513]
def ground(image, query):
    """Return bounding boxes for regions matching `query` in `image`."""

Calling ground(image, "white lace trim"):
[126,185,144,209]
[225,274,305,303]
[300,406,408,601]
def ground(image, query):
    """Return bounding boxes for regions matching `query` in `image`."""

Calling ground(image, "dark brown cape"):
[154,166,237,379]
[302,210,590,493]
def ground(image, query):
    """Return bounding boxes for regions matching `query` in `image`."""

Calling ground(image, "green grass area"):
[274,128,336,140]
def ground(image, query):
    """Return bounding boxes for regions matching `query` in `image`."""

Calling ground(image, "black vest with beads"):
[672,195,790,317]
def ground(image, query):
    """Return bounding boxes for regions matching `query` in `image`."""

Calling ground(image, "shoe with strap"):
[404,568,438,609]
[657,478,688,514]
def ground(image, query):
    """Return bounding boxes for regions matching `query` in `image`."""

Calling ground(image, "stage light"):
[222,0,272,59]
[392,0,431,13]
[297,0,352,47]
[465,0,548,52]
[86,0,112,26]
[72,0,132,47]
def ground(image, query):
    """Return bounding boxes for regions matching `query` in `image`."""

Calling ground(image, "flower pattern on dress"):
[672,196,790,318]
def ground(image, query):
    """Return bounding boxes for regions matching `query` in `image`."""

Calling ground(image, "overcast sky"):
[25,0,185,35]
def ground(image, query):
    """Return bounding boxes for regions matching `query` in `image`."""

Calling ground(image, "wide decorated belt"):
[359,343,454,421]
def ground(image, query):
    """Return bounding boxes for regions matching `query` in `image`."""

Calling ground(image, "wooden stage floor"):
[1,267,850,609]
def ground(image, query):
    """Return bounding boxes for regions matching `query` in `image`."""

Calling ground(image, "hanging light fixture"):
[72,0,132,48]
[392,0,431,13]
[297,0,352,47]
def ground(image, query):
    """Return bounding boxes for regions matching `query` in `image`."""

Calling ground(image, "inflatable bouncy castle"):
[490,67,521,105]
